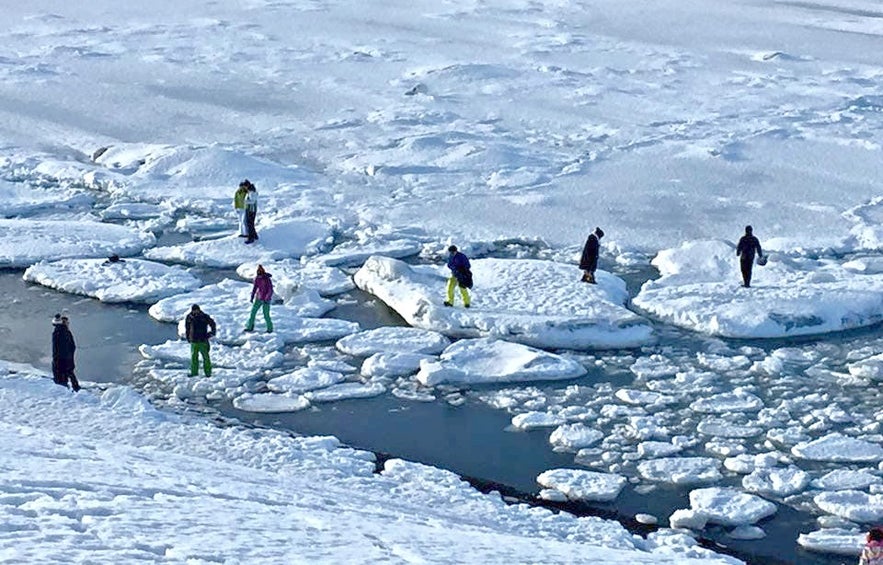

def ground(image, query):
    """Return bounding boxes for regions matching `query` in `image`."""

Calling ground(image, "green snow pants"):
[190,341,212,377]
[246,300,273,332]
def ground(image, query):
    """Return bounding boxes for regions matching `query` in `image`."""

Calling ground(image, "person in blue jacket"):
[444,245,472,308]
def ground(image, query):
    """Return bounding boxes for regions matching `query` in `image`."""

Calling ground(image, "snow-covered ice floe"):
[537,468,627,502]
[233,392,311,413]
[237,259,355,297]
[634,239,883,338]
[355,256,653,350]
[314,238,423,267]
[797,528,864,556]
[416,338,586,386]
[686,487,777,526]
[791,433,883,463]
[144,219,332,268]
[23,258,201,303]
[139,339,284,371]
[0,179,94,217]
[336,326,451,356]
[0,219,155,268]
[637,457,723,486]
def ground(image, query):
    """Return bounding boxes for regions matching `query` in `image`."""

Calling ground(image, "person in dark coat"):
[444,245,472,308]
[185,304,216,377]
[243,181,259,244]
[51,311,80,392]
[736,225,764,288]
[579,227,604,284]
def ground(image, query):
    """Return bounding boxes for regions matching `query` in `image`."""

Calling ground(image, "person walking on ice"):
[736,225,765,288]
[444,245,472,308]
[186,304,216,377]
[579,227,604,284]
[51,310,80,392]
[234,180,249,238]
[245,264,274,333]
[243,181,259,244]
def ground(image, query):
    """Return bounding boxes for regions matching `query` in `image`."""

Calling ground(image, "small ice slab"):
[637,441,683,458]
[336,326,451,356]
[237,260,355,297]
[689,487,777,526]
[792,433,883,463]
[144,219,331,268]
[354,256,653,350]
[549,423,604,451]
[797,528,864,556]
[360,352,434,378]
[537,468,627,502]
[23,258,201,303]
[315,238,423,267]
[814,490,883,522]
[304,381,386,402]
[415,338,586,386]
[697,418,764,439]
[0,181,93,217]
[812,469,881,491]
[848,353,883,381]
[0,219,155,268]
[742,467,810,498]
[139,339,284,370]
[637,457,723,486]
[266,368,346,394]
[511,411,566,431]
[634,239,883,338]
[690,391,763,414]
[232,393,311,413]
[615,389,677,407]
[100,202,171,221]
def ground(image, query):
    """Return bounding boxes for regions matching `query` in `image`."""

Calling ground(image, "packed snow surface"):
[355,256,653,350]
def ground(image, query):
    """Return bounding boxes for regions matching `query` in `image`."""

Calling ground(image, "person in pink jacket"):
[245,264,274,333]
[860,527,883,565]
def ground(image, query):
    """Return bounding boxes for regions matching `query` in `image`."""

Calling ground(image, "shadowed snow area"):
[355,256,654,349]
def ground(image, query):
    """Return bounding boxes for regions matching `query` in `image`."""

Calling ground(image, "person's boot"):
[443,301,453,307]
[587,273,596,284]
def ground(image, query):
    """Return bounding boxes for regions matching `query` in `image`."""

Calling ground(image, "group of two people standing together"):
[234,179,259,244]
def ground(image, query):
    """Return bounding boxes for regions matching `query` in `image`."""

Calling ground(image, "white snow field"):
[355,256,653,349]
[23,258,201,303]
[5,0,883,560]
[634,239,883,338]
[0,364,738,564]
[0,220,155,268]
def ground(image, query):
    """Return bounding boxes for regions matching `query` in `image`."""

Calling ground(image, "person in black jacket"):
[185,304,217,377]
[736,225,764,288]
[51,311,80,392]
[579,227,604,284]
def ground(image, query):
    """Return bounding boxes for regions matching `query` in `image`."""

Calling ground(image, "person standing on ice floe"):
[444,245,472,308]
[579,227,604,284]
[736,225,764,288]
[859,527,883,565]
[243,181,259,244]
[51,311,80,392]
[185,304,216,377]
[234,180,249,238]
[245,264,274,333]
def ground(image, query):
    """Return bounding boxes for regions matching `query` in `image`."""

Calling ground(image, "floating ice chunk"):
[766,427,811,447]
[669,508,708,530]
[848,353,883,381]
[538,488,568,502]
[23,258,201,303]
[814,490,883,522]
[0,219,155,268]
[139,339,284,370]
[536,468,627,502]
[304,381,386,402]
[267,368,346,394]
[637,441,683,458]
[232,392,311,413]
[629,355,680,379]
[812,469,882,491]
[549,424,604,451]
[689,487,777,526]
[0,180,94,217]
[690,390,763,414]
[637,457,723,485]
[237,259,355,297]
[697,418,764,438]
[614,389,677,407]
[315,238,422,267]
[797,528,864,556]
[728,525,766,540]
[336,326,451,356]
[416,338,586,386]
[723,453,781,474]
[100,202,170,221]
[742,466,810,497]
[511,411,566,431]
[635,513,658,525]
[360,352,434,378]
[144,219,332,268]
[354,256,653,350]
[843,257,883,274]
[635,239,883,338]
[792,433,883,463]
[705,439,747,458]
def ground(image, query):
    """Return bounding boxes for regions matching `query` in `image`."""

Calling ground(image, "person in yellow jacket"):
[234,180,249,237]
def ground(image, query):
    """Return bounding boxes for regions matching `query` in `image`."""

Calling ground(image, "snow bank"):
[634,240,883,338]
[23,258,201,303]
[355,256,653,350]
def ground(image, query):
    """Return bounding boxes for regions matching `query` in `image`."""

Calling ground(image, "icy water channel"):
[0,266,870,565]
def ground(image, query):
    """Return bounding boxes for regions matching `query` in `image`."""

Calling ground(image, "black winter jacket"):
[52,325,76,373]
[185,311,217,343]
[736,235,762,262]
[579,234,600,271]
